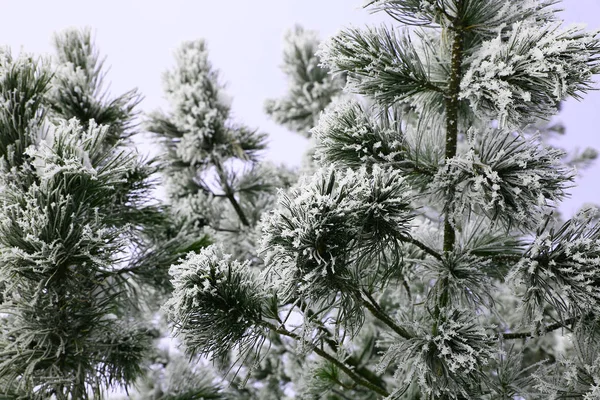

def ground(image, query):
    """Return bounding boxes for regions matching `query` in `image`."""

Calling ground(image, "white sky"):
[2,0,600,217]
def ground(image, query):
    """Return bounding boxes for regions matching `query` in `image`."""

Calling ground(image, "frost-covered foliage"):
[164,1,600,399]
[0,50,50,168]
[0,30,162,399]
[0,121,152,398]
[166,245,271,360]
[262,166,412,295]
[534,315,600,399]
[366,0,557,31]
[265,26,345,137]
[313,101,406,169]
[460,22,600,128]
[48,28,141,146]
[147,39,295,262]
[433,129,573,228]
[513,208,600,324]
[261,166,413,331]
[380,309,495,398]
[318,25,444,107]
[128,351,228,400]
[322,2,599,130]
[145,39,300,399]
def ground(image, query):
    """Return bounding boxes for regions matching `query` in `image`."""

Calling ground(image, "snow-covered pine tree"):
[167,1,600,399]
[147,39,296,263]
[265,25,345,138]
[0,29,161,399]
[265,25,346,176]
[143,39,298,399]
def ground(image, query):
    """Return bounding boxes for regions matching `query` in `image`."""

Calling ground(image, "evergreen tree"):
[140,39,297,399]
[265,25,345,138]
[265,25,346,175]
[147,39,295,263]
[167,1,600,399]
[0,29,160,399]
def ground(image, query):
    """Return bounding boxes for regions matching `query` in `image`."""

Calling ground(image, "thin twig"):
[298,302,388,391]
[212,157,250,226]
[360,291,413,340]
[399,234,442,260]
[499,317,578,340]
[262,322,390,397]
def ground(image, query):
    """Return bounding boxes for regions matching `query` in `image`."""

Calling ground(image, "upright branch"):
[443,3,465,254]
[262,321,390,397]
[213,157,250,227]
[436,2,465,329]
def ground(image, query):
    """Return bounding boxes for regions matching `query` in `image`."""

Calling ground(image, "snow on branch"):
[319,26,443,105]
[166,245,270,360]
[461,21,600,127]
[432,128,573,228]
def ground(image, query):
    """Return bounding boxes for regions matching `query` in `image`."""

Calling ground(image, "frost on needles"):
[166,1,600,399]
[0,30,164,399]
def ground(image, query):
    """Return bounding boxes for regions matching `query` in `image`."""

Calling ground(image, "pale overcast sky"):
[2,0,600,216]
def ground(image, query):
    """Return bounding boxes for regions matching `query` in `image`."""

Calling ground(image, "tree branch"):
[212,157,250,227]
[262,321,390,397]
[399,234,442,260]
[434,2,465,336]
[359,291,413,340]
[499,317,578,340]
[298,302,387,391]
[442,5,464,255]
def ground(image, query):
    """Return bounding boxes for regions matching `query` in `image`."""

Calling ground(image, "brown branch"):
[499,317,578,340]
[399,234,442,260]
[360,291,413,340]
[262,322,390,397]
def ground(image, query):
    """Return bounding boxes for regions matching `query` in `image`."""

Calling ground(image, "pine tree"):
[0,29,161,399]
[265,25,346,175]
[147,39,296,262]
[141,39,298,399]
[265,25,345,138]
[167,1,600,399]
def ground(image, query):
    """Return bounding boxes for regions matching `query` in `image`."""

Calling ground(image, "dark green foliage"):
[366,0,440,26]
[313,101,407,170]
[0,122,152,399]
[130,352,229,400]
[146,39,274,244]
[486,345,543,399]
[424,251,494,309]
[367,0,559,33]
[319,26,444,106]
[381,309,494,399]
[434,129,573,228]
[534,315,600,398]
[265,26,344,136]
[0,51,51,167]
[166,246,269,361]
[457,218,524,277]
[49,28,141,146]
[461,22,600,126]
[517,209,600,323]
[313,101,441,192]
[0,29,161,399]
[261,166,414,332]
